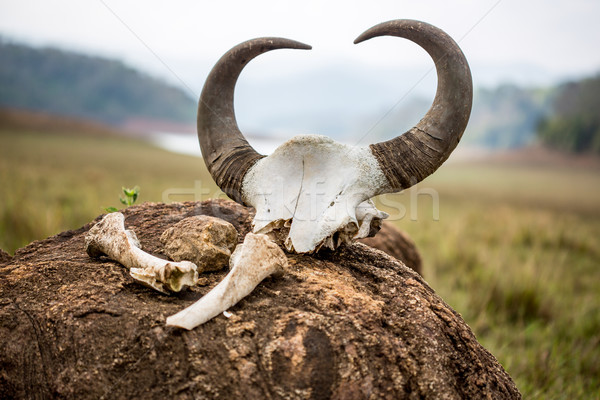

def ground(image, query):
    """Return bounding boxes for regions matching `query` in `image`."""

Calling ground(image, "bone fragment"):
[166,233,287,330]
[354,199,389,240]
[85,212,198,294]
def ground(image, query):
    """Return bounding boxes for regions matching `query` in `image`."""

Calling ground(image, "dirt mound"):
[359,222,422,276]
[0,199,519,399]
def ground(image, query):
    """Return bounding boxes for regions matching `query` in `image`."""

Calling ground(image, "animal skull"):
[243,134,390,252]
[163,20,472,328]
[197,19,472,253]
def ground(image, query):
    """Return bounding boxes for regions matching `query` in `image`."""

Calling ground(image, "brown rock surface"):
[0,199,520,399]
[359,222,423,276]
[160,215,238,273]
[0,248,11,265]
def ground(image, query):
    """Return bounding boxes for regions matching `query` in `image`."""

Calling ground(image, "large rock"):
[0,199,520,399]
[160,215,238,273]
[0,248,11,264]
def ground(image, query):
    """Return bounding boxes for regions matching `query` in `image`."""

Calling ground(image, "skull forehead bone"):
[198,20,473,253]
[243,134,389,252]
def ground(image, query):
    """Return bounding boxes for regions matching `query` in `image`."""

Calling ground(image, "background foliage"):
[537,75,600,154]
[2,38,599,154]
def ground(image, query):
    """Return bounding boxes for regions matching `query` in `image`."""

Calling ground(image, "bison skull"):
[165,19,473,329]
[243,134,389,253]
[197,20,472,254]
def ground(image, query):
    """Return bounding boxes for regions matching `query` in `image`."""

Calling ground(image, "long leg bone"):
[85,212,198,294]
[166,233,288,330]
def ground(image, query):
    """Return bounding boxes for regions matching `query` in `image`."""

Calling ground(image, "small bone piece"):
[85,212,198,294]
[166,233,287,330]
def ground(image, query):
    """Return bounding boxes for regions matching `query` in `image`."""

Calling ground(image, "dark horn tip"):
[291,42,312,50]
[354,24,389,44]
[354,19,424,44]
[353,33,372,45]
[261,38,311,51]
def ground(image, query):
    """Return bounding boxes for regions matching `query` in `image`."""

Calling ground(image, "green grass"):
[377,162,600,399]
[1,126,599,398]
[0,128,222,252]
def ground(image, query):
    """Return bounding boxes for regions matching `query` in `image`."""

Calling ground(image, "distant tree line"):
[360,85,552,150]
[536,75,600,154]
[0,38,195,125]
[466,85,551,149]
[1,37,598,154]
[384,75,600,154]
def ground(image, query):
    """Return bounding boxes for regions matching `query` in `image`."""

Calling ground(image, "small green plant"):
[120,186,140,206]
[104,186,140,213]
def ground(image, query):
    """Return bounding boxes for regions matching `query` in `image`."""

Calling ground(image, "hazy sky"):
[1,0,599,97]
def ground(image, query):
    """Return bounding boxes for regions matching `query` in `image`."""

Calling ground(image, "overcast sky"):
[1,0,599,96]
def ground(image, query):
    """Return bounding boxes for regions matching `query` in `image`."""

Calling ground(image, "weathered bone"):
[243,135,389,252]
[85,212,198,294]
[166,233,287,329]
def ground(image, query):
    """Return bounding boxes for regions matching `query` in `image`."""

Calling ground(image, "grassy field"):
[0,121,218,252]
[1,119,599,398]
[378,161,600,398]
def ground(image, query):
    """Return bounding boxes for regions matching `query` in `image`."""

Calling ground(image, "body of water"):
[151,131,490,163]
[151,132,281,158]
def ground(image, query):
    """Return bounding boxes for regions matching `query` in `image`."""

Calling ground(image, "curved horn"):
[198,38,312,204]
[354,20,473,191]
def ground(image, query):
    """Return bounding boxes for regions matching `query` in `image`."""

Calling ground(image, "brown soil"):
[359,223,422,276]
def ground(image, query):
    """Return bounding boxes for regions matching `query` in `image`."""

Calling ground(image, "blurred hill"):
[466,85,552,148]
[360,85,552,149]
[1,38,598,153]
[0,39,195,130]
[350,75,600,154]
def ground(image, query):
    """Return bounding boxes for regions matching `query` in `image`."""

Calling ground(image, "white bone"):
[241,135,389,253]
[166,233,287,330]
[85,212,198,294]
